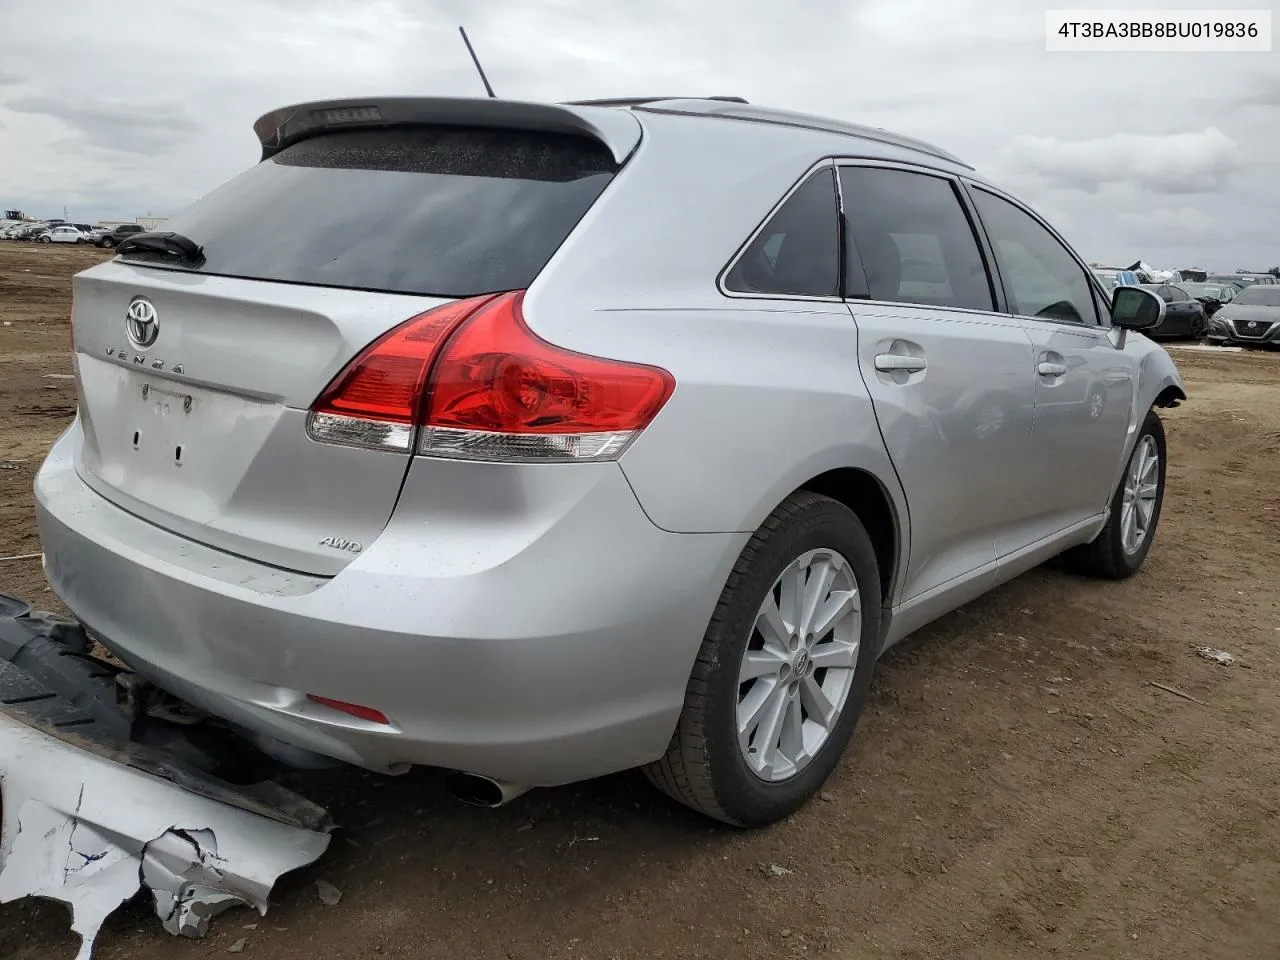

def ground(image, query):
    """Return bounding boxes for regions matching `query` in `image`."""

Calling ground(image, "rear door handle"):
[1037,361,1068,376]
[874,355,927,373]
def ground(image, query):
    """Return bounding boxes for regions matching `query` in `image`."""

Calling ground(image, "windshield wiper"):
[116,231,205,264]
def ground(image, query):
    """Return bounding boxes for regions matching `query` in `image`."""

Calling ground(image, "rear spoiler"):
[253,96,643,165]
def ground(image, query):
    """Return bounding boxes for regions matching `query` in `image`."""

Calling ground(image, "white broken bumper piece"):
[0,712,332,959]
[0,595,333,960]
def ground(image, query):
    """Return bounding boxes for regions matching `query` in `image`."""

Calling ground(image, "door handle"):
[1037,361,1068,376]
[874,355,927,373]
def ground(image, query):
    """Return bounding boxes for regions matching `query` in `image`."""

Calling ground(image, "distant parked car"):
[1207,283,1280,348]
[1207,274,1255,292]
[1092,268,1139,293]
[1178,281,1236,317]
[36,225,87,244]
[95,224,145,248]
[1136,283,1210,339]
[13,223,52,241]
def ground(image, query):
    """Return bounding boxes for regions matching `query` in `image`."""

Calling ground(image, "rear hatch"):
[70,120,625,575]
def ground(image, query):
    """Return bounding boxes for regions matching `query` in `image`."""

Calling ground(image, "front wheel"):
[1064,408,1167,579]
[38,235,51,243]
[644,491,882,826]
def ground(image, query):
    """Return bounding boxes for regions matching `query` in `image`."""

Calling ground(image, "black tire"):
[1064,408,1166,580]
[38,235,51,243]
[644,491,882,827]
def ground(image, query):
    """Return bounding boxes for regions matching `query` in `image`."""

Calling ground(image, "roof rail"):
[563,96,749,107]
[633,100,970,169]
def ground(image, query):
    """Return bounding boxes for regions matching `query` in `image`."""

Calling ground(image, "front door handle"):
[1037,361,1068,376]
[874,355,927,373]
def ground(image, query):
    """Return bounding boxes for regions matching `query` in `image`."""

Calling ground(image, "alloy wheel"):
[1120,434,1160,555]
[736,548,861,782]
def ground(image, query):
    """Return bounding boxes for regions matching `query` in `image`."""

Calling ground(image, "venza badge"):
[125,296,160,348]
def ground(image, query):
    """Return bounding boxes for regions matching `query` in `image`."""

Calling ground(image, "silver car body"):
[35,97,1185,787]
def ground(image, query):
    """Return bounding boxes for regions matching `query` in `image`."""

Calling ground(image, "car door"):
[837,163,1038,603]
[1168,284,1202,335]
[966,185,1135,542]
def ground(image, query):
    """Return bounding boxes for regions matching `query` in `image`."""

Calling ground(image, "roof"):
[627,98,971,168]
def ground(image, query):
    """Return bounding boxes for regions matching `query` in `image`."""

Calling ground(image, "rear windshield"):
[119,126,618,297]
[1232,285,1280,307]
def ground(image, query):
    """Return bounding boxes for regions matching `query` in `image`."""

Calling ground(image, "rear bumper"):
[35,419,746,785]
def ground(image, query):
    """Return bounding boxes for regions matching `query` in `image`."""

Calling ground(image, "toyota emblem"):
[125,297,159,348]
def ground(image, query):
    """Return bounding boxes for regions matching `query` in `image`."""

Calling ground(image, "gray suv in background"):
[94,223,145,248]
[36,96,1185,826]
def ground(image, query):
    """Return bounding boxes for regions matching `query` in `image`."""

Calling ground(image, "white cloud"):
[996,128,1246,195]
[0,0,1276,270]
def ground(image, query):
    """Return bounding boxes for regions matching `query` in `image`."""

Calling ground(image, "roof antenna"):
[458,26,496,98]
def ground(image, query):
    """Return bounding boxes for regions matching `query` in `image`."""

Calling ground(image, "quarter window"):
[723,167,840,298]
[971,188,1099,325]
[838,166,994,311]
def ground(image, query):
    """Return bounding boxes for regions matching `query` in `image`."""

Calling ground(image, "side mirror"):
[1110,286,1165,331]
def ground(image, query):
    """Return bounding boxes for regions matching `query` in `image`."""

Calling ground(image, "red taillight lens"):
[307,290,675,463]
[306,295,496,451]
[419,291,674,461]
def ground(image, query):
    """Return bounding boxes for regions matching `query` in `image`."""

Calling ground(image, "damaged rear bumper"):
[0,595,333,959]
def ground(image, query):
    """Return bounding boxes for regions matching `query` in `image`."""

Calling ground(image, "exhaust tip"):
[445,772,530,808]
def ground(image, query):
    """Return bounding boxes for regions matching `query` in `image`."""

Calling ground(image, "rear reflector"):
[307,290,675,463]
[306,694,391,725]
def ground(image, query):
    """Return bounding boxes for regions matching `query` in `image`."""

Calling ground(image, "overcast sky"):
[2,0,1276,270]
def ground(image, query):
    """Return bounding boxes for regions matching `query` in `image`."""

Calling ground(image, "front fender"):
[1108,339,1187,496]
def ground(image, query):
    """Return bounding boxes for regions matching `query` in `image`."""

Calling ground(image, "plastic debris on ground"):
[1196,646,1236,666]
[0,594,334,959]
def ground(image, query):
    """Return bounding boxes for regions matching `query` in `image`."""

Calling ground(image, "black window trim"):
[717,158,845,304]
[833,158,1006,317]
[960,178,1111,330]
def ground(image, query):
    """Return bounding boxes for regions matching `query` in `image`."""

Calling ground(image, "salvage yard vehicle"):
[1134,282,1211,340]
[33,95,1186,827]
[94,222,145,248]
[36,224,87,244]
[1178,281,1236,318]
[1207,282,1280,348]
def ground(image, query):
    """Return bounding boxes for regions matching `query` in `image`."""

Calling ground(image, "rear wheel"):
[1064,408,1166,579]
[644,492,882,826]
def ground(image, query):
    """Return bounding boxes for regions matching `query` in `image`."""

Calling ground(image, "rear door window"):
[838,166,994,311]
[970,188,1100,325]
[723,167,841,299]
[117,127,620,298]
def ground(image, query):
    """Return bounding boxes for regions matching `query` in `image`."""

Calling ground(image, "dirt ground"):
[1,242,1278,960]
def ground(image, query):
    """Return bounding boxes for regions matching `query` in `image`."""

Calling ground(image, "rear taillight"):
[307,296,496,452]
[307,291,674,463]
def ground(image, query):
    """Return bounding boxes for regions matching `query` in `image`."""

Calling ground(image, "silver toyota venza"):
[35,96,1186,826]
